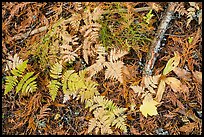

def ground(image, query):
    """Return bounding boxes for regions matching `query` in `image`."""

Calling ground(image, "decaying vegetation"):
[2,2,202,135]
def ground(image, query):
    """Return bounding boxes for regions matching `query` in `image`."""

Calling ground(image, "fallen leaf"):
[155,79,166,102]
[140,93,159,118]
[173,67,191,81]
[164,77,182,92]
[179,122,198,133]
[163,52,180,75]
[192,71,202,84]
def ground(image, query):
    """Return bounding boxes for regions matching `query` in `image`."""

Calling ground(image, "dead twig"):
[143,2,177,76]
[12,26,48,41]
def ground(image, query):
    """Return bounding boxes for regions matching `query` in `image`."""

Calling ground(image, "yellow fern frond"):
[50,63,62,79]
[62,70,75,94]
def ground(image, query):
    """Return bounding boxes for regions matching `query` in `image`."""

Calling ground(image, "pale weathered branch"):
[12,26,48,41]
[143,2,177,76]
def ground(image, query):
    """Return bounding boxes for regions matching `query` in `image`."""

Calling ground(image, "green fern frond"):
[50,63,62,79]
[21,74,38,95]
[11,60,28,77]
[16,72,35,93]
[24,81,37,94]
[47,80,61,101]
[4,76,18,95]
[62,70,75,94]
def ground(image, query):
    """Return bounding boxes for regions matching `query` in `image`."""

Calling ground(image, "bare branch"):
[143,2,177,76]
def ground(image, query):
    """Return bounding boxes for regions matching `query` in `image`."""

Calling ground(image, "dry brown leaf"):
[155,79,166,102]
[130,126,140,135]
[179,122,198,133]
[164,77,182,92]
[173,67,191,81]
[192,71,202,84]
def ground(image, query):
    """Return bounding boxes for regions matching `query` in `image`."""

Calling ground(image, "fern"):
[73,2,83,11]
[86,45,106,77]
[85,47,127,83]
[11,60,28,77]
[80,23,102,64]
[16,72,37,94]
[50,63,62,79]
[186,2,200,28]
[86,96,127,134]
[67,13,82,32]
[21,75,38,95]
[4,60,37,96]
[174,2,187,16]
[59,34,79,64]
[63,70,100,103]
[109,48,128,63]
[47,80,61,101]
[4,76,18,95]
[62,70,75,94]
[5,53,23,71]
[47,63,63,101]
[104,61,124,83]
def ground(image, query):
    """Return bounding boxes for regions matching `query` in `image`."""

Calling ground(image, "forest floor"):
[2,2,202,135]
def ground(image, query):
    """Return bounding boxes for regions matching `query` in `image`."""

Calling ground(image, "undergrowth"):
[2,2,202,135]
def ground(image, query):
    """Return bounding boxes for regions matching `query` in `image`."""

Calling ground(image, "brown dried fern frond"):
[37,105,51,120]
[80,23,102,64]
[104,61,124,83]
